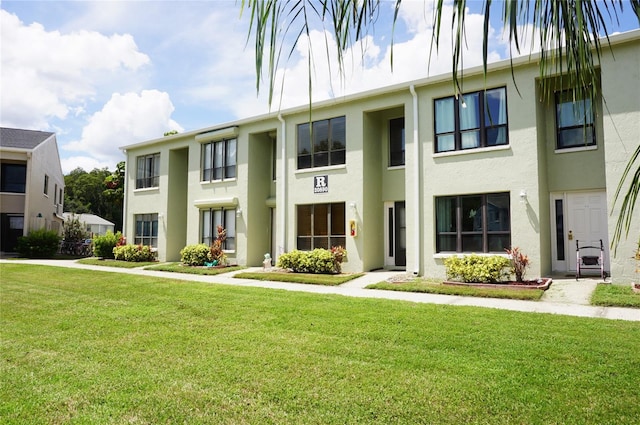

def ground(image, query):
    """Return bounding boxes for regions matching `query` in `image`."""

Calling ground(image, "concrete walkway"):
[2,259,639,322]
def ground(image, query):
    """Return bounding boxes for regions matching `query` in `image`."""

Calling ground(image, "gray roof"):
[62,213,115,226]
[0,127,55,150]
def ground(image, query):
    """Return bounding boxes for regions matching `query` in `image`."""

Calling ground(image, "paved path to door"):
[2,259,639,322]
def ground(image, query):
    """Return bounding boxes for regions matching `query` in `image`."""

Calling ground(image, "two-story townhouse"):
[121,29,639,282]
[0,127,65,253]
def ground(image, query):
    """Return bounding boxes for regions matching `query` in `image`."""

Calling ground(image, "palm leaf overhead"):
[240,0,640,253]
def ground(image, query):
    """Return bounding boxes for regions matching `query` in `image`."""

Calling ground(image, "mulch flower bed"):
[443,278,552,290]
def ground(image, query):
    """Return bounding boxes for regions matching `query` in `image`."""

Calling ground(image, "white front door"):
[566,191,609,273]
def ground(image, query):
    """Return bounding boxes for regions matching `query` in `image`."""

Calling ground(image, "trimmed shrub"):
[93,231,122,259]
[113,244,156,262]
[444,254,511,283]
[180,244,212,266]
[277,247,347,274]
[15,228,61,259]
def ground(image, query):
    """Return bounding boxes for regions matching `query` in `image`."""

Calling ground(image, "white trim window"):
[297,116,346,169]
[297,203,345,250]
[434,87,508,153]
[555,89,595,149]
[135,213,158,247]
[436,192,510,253]
[136,153,160,189]
[202,138,237,181]
[201,208,236,251]
[389,117,405,167]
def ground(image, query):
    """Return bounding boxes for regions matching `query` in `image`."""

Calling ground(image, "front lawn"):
[2,263,639,424]
[368,279,545,301]
[77,258,157,268]
[234,270,363,285]
[145,262,244,275]
[591,283,640,308]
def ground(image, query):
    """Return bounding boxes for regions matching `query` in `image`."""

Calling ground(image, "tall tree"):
[240,0,639,253]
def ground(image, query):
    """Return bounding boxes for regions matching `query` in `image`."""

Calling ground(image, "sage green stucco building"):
[121,30,640,282]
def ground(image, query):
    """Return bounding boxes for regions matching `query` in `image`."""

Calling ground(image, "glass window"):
[389,117,405,167]
[134,213,158,247]
[436,192,510,253]
[1,163,27,193]
[555,89,595,149]
[136,153,160,189]
[297,116,346,169]
[43,175,49,195]
[202,139,237,182]
[434,87,508,153]
[297,203,346,250]
[201,208,236,250]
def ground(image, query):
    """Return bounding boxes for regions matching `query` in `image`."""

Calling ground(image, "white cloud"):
[62,90,183,172]
[0,9,150,130]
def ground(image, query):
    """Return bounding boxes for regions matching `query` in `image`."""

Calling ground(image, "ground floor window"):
[297,203,345,250]
[135,214,158,247]
[201,208,236,250]
[436,192,510,253]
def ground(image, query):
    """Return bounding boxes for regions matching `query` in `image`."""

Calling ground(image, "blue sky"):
[1,1,638,174]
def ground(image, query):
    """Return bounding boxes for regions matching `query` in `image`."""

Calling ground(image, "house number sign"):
[314,175,329,194]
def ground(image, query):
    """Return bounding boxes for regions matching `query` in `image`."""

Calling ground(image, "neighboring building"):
[62,213,115,237]
[121,30,640,282]
[0,127,65,253]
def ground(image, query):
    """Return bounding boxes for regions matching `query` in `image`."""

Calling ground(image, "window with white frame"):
[0,163,27,193]
[135,213,158,247]
[555,89,595,149]
[297,203,345,250]
[434,87,508,153]
[136,153,160,189]
[201,208,236,250]
[202,138,237,181]
[389,117,405,167]
[436,192,510,253]
[297,116,346,169]
[43,174,49,195]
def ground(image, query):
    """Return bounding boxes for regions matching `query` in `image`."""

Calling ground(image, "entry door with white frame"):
[384,201,406,268]
[551,191,609,274]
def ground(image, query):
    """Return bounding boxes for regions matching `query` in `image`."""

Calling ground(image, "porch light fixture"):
[519,190,527,204]
[236,208,242,217]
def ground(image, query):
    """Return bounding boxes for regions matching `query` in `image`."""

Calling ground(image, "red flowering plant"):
[505,246,530,283]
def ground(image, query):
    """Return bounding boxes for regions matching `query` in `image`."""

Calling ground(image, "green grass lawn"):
[2,263,639,424]
[367,279,545,301]
[234,271,363,285]
[591,283,640,308]
[77,258,158,268]
[145,262,245,275]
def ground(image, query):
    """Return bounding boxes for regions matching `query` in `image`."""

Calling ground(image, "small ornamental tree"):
[505,247,530,283]
[63,215,89,243]
[210,225,228,266]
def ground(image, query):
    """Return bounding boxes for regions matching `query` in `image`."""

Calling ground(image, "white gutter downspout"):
[277,114,287,260]
[409,85,420,275]
[122,150,128,240]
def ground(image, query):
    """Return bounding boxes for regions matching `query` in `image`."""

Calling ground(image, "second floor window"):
[43,175,49,195]
[389,117,405,167]
[434,87,508,153]
[0,163,27,193]
[136,153,160,189]
[297,116,346,169]
[202,138,237,181]
[555,89,595,149]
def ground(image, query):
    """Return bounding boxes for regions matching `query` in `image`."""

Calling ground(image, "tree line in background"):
[64,161,124,232]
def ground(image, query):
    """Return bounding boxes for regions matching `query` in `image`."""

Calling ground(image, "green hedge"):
[180,244,212,266]
[277,248,346,274]
[113,244,156,262]
[444,254,511,283]
[93,231,122,259]
[15,228,61,259]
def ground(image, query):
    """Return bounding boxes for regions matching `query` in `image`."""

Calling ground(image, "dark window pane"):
[330,237,346,248]
[330,150,345,166]
[313,120,329,154]
[484,88,507,126]
[298,205,312,236]
[486,126,507,146]
[487,193,510,231]
[331,203,345,235]
[1,164,27,193]
[555,199,565,261]
[314,204,329,236]
[298,155,312,169]
[330,116,346,150]
[488,234,510,252]
[462,235,483,252]
[437,235,457,252]
[313,152,329,167]
[389,117,405,166]
[461,196,483,232]
[313,237,329,250]
[557,127,595,149]
[297,237,311,251]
